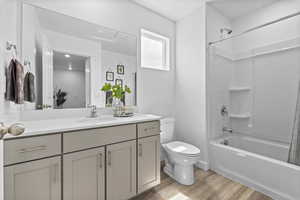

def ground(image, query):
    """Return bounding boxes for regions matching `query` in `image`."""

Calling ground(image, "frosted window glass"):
[141,29,170,71]
[142,37,164,67]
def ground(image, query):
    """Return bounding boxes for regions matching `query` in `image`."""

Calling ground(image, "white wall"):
[206,5,233,139]
[101,50,137,106]
[23,0,176,117]
[53,69,86,109]
[175,3,209,170]
[0,0,20,119]
[0,1,19,198]
[0,3,18,200]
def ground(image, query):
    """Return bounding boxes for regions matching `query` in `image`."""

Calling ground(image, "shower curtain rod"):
[208,11,300,46]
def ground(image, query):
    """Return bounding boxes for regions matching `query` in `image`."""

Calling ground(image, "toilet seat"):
[165,141,200,157]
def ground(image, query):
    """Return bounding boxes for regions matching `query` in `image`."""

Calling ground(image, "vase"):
[112,98,125,117]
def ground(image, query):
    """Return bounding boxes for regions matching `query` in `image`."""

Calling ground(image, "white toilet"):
[160,118,201,185]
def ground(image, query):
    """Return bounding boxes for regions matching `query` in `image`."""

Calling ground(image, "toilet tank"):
[160,118,175,144]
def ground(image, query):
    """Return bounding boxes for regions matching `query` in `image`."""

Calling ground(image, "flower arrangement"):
[101,83,131,101]
[101,83,132,117]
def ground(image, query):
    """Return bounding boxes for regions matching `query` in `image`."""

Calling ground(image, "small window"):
[141,29,170,71]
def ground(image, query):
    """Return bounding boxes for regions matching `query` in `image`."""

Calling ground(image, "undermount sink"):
[77,116,116,123]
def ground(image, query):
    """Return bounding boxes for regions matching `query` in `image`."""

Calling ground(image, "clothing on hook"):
[5,59,24,104]
[24,72,35,103]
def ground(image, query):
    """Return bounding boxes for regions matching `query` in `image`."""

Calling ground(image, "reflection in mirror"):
[22,3,137,110]
[52,51,91,109]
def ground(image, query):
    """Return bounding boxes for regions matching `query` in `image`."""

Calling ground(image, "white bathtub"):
[210,134,300,200]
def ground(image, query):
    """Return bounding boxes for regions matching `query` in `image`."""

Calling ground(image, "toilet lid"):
[165,141,200,156]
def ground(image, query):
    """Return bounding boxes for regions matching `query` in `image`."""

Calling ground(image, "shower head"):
[220,28,233,35]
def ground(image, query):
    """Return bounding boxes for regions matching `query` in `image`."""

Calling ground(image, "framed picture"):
[117,65,124,75]
[106,71,114,81]
[115,79,123,87]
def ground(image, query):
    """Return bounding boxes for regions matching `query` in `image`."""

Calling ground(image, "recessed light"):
[65,54,71,58]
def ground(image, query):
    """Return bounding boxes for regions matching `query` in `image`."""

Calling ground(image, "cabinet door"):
[63,147,105,200]
[4,157,61,200]
[106,140,136,200]
[138,135,160,193]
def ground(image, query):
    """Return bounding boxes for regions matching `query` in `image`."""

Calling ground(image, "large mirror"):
[22,3,137,110]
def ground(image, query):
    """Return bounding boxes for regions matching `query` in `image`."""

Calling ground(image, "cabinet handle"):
[139,144,143,157]
[52,163,59,183]
[144,127,156,132]
[18,145,47,154]
[107,151,112,166]
[98,153,103,169]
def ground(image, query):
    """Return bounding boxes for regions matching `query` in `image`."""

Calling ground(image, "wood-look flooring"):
[132,169,272,200]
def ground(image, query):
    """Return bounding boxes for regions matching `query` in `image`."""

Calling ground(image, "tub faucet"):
[222,126,233,133]
[88,105,98,118]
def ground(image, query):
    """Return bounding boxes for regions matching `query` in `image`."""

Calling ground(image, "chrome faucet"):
[222,126,233,133]
[88,105,98,118]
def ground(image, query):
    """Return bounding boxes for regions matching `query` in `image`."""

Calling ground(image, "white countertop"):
[3,114,161,139]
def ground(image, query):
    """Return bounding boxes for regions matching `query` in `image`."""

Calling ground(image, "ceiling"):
[36,7,137,56]
[132,0,281,21]
[209,0,280,20]
[131,0,204,21]
[53,51,87,72]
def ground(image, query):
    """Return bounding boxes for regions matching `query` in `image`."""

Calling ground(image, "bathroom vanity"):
[0,2,163,200]
[1,114,161,200]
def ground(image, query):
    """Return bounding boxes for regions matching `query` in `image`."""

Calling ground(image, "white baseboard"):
[196,160,209,171]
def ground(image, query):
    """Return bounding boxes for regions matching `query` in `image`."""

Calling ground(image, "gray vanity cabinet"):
[63,147,105,200]
[137,135,161,194]
[106,140,137,200]
[4,156,61,200]
[3,120,161,200]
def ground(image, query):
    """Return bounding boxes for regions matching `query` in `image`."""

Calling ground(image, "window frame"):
[140,29,170,71]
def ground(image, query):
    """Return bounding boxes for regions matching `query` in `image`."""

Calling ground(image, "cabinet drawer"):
[64,124,136,153]
[4,134,61,165]
[137,121,160,138]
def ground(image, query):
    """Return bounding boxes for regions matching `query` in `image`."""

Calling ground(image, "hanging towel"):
[5,60,15,101]
[5,59,24,104]
[24,72,35,102]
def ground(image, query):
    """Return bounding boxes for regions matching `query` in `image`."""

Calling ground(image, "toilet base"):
[163,163,175,179]
[163,162,195,185]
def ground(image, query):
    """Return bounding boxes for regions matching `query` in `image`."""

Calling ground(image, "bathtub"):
[210,134,300,200]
